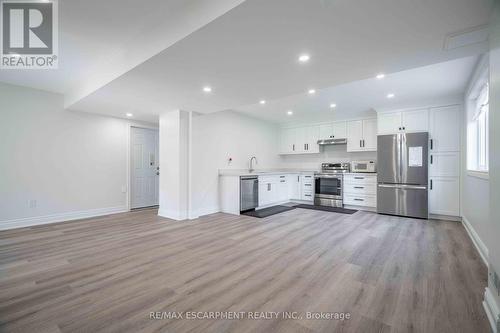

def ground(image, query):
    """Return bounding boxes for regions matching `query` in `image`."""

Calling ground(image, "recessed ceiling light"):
[126,113,133,117]
[259,100,266,105]
[376,73,385,79]
[287,110,293,115]
[298,54,310,62]
[387,93,395,99]
[330,103,337,108]
[203,86,212,93]
[308,89,316,95]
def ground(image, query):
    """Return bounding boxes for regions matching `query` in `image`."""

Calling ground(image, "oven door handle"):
[314,175,342,179]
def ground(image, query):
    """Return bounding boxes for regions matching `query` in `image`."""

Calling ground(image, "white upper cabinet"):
[279,126,320,155]
[362,118,377,150]
[318,121,347,140]
[305,126,320,153]
[346,120,363,152]
[279,128,295,153]
[346,119,377,152]
[378,112,402,134]
[402,109,429,132]
[294,127,306,153]
[377,108,428,134]
[429,105,460,152]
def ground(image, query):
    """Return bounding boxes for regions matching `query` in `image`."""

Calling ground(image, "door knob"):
[156,172,160,176]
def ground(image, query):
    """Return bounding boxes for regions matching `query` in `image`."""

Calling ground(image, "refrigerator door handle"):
[378,184,427,190]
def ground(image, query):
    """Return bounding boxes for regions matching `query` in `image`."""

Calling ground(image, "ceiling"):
[0,0,246,105]
[0,0,493,123]
[235,56,478,124]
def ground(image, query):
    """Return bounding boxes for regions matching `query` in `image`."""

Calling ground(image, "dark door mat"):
[241,205,296,218]
[294,204,357,214]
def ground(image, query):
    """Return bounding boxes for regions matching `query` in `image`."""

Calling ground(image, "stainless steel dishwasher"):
[240,176,258,212]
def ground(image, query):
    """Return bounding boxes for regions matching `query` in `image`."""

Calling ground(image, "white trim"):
[484,287,500,333]
[158,208,187,221]
[462,216,489,266]
[0,206,128,231]
[193,206,220,218]
[429,213,461,222]
[467,170,489,180]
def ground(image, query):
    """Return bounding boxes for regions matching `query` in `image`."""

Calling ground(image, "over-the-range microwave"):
[351,160,376,173]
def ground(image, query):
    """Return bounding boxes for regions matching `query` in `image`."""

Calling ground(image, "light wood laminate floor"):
[0,208,489,333]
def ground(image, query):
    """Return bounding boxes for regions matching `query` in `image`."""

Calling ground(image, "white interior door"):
[131,127,159,209]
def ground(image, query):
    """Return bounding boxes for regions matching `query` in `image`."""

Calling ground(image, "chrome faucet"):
[249,156,258,173]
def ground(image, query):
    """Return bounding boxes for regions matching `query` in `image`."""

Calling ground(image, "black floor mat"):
[294,204,357,214]
[241,205,296,218]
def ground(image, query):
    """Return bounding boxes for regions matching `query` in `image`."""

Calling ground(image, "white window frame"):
[466,57,489,179]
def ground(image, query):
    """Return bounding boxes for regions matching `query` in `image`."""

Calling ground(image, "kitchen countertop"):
[218,169,318,177]
[344,172,377,175]
[218,169,377,176]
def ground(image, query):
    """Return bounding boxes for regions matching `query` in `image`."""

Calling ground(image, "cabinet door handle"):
[430,179,433,190]
[293,144,295,151]
[362,139,365,147]
[297,176,300,182]
[354,186,364,189]
[354,198,364,201]
[304,184,312,186]
[354,177,364,180]
[280,180,286,183]
[430,155,433,164]
[359,140,362,147]
[430,139,433,150]
[305,194,311,197]
[267,183,271,191]
[399,127,402,131]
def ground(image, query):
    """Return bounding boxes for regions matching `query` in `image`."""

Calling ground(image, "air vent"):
[444,25,489,50]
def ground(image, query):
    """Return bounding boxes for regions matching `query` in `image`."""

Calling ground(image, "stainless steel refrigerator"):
[377,132,429,219]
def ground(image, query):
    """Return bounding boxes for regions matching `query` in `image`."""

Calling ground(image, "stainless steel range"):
[314,163,350,207]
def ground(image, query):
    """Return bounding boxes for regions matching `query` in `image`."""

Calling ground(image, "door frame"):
[127,124,160,211]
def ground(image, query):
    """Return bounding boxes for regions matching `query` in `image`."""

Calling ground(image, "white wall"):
[158,110,190,220]
[486,2,500,318]
[0,83,156,229]
[461,55,490,246]
[191,111,281,216]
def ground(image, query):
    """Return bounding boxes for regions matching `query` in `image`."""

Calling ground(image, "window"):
[467,80,489,173]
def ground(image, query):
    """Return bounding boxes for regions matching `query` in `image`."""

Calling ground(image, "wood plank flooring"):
[0,208,489,333]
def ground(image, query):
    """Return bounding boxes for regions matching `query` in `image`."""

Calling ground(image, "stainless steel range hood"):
[317,138,347,145]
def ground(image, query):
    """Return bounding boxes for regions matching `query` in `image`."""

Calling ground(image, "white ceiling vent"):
[444,25,489,50]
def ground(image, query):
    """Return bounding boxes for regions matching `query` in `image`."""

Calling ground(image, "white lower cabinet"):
[429,177,460,216]
[258,173,314,207]
[343,174,377,209]
[277,175,288,202]
[300,174,314,201]
[288,174,301,200]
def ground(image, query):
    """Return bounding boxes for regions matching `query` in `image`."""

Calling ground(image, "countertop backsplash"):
[279,144,377,169]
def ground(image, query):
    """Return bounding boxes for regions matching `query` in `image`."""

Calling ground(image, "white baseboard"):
[0,206,128,231]
[429,213,461,221]
[484,287,500,333]
[158,208,188,221]
[462,216,489,266]
[192,206,220,219]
